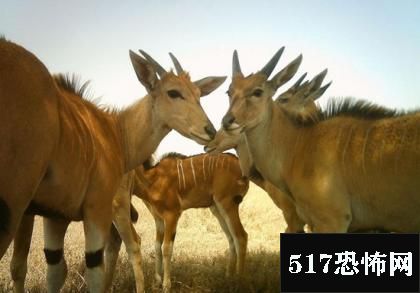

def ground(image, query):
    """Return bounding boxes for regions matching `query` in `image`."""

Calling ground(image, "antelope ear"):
[194,76,227,97]
[269,54,302,90]
[129,50,158,93]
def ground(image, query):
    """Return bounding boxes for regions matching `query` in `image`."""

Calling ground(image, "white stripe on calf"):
[179,160,186,190]
[202,155,207,181]
[208,156,212,175]
[176,160,182,191]
[190,157,197,186]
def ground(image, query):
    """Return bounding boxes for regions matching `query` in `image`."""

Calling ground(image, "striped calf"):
[107,152,249,292]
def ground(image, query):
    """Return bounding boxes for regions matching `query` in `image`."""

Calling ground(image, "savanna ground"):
[0,184,286,292]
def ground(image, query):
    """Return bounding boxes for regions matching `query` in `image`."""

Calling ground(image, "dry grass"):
[0,184,286,292]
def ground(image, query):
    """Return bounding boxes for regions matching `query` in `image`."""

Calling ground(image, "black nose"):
[222,113,235,129]
[204,124,216,139]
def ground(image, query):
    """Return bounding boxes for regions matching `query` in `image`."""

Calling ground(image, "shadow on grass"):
[112,250,280,293]
[0,250,280,292]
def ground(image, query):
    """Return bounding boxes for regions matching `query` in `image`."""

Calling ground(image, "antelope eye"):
[253,89,263,97]
[279,97,289,104]
[167,90,183,99]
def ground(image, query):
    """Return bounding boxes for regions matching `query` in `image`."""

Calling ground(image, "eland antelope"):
[220,47,420,233]
[106,152,249,292]
[205,70,331,233]
[1,37,225,293]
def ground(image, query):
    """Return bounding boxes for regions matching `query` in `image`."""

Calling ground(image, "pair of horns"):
[296,69,331,101]
[142,47,292,79]
[138,50,184,77]
[233,47,286,77]
[292,69,330,94]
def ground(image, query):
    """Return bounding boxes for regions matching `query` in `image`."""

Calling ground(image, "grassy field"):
[0,183,286,292]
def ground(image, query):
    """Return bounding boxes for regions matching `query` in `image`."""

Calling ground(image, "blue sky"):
[2,0,419,156]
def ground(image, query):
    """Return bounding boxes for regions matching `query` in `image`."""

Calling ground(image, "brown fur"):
[2,39,225,293]
[139,152,249,287]
[106,153,249,291]
[1,39,124,292]
[206,127,306,233]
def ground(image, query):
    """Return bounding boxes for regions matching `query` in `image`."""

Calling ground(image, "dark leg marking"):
[171,232,176,241]
[233,195,243,205]
[44,249,63,265]
[0,198,10,233]
[85,249,104,268]
[25,201,66,219]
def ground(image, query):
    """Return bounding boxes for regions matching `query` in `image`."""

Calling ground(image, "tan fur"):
[206,130,305,233]
[2,39,225,293]
[107,153,249,292]
[222,49,420,233]
[206,72,329,233]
